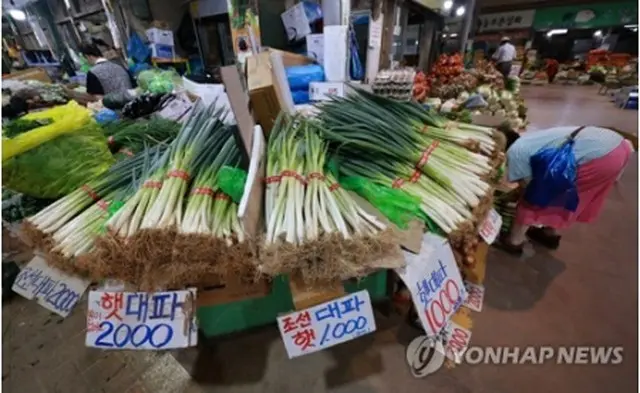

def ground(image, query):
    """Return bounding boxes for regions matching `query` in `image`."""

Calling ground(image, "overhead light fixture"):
[546,29,568,37]
[455,6,465,17]
[443,0,453,10]
[8,9,27,21]
[450,33,458,38]
[624,24,638,28]
[593,30,603,37]
[442,33,448,38]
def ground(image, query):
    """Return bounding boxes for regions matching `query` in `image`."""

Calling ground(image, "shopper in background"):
[545,58,560,83]
[79,42,132,97]
[492,36,516,79]
[499,126,633,255]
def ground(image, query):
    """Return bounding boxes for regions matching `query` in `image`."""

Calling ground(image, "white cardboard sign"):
[463,282,485,312]
[277,290,376,358]
[12,255,91,317]
[85,289,198,350]
[396,233,468,337]
[478,208,502,245]
[443,321,472,363]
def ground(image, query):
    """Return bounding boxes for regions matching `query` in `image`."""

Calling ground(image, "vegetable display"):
[315,89,504,245]
[261,113,401,283]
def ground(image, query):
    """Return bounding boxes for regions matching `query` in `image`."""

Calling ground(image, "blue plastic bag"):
[94,109,119,125]
[524,131,583,212]
[286,65,325,90]
[291,89,310,105]
[127,33,151,63]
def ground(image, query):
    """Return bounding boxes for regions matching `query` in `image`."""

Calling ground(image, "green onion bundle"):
[315,89,503,237]
[262,114,399,283]
[101,117,181,159]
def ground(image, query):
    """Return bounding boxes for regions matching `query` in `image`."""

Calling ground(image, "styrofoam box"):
[323,25,348,82]
[146,27,174,46]
[150,43,174,59]
[306,34,324,65]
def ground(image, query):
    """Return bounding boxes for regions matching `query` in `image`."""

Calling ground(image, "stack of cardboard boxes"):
[146,26,175,59]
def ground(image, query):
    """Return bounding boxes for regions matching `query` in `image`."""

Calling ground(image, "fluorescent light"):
[443,0,453,10]
[8,9,26,21]
[450,33,458,38]
[546,29,568,37]
[624,24,638,28]
[593,30,602,37]
[455,6,465,17]
[442,34,448,38]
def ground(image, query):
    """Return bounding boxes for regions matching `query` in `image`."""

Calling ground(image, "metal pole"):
[459,0,476,54]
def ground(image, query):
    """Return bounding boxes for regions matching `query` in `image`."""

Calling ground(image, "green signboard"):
[533,2,637,30]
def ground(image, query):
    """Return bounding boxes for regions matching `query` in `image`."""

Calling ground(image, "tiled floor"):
[3,84,638,393]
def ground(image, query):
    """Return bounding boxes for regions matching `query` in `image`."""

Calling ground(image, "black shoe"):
[527,227,561,249]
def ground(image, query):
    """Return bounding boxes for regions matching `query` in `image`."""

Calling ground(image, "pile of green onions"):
[263,113,393,281]
[315,89,503,236]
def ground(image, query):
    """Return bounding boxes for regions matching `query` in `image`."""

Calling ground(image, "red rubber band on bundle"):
[143,180,163,189]
[280,170,307,185]
[416,140,440,168]
[264,175,282,184]
[307,172,325,181]
[328,183,341,192]
[392,178,405,189]
[81,185,100,202]
[118,148,134,157]
[409,169,422,183]
[191,187,215,197]
[96,200,110,211]
[107,136,115,145]
[421,125,430,133]
[167,170,190,181]
[215,192,231,201]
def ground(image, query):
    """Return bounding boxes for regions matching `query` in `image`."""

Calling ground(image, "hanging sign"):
[396,234,468,337]
[477,10,536,33]
[533,2,637,30]
[277,290,376,358]
[12,255,90,317]
[85,289,198,350]
[478,208,502,245]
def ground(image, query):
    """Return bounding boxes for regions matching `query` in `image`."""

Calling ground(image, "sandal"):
[527,227,561,249]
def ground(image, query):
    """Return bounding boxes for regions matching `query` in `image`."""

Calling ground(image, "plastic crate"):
[197,270,388,337]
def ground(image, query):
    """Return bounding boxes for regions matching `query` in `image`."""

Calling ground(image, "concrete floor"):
[3,85,638,393]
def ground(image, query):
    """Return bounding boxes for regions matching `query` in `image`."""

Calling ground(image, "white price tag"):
[443,321,472,363]
[463,282,485,312]
[85,289,198,350]
[396,233,468,337]
[478,208,502,245]
[277,290,376,358]
[12,255,90,317]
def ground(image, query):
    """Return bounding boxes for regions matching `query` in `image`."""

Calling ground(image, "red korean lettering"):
[292,328,316,351]
[295,311,312,328]
[282,316,297,333]
[100,292,124,321]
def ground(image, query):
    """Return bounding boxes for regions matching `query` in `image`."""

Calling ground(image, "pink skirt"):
[515,140,633,229]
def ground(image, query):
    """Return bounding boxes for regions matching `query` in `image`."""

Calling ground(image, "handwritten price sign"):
[85,289,198,350]
[12,255,90,317]
[463,282,485,312]
[397,234,468,337]
[478,208,502,244]
[277,290,376,358]
[443,321,472,363]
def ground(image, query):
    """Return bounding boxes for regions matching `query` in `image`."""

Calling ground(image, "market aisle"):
[2,85,638,393]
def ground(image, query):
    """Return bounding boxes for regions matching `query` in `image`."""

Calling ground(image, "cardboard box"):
[323,25,348,82]
[3,67,51,83]
[247,49,315,134]
[146,27,174,46]
[281,1,318,42]
[306,34,324,64]
[149,43,174,59]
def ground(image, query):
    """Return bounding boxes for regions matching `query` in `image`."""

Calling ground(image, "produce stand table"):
[196,271,388,337]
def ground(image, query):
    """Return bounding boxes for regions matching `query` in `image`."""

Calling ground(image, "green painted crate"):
[197,270,388,338]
